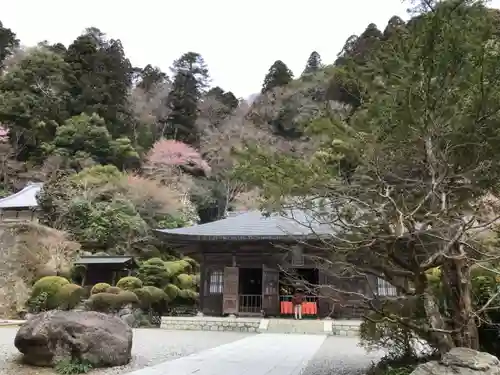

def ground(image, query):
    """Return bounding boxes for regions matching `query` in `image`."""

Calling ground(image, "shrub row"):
[27,275,199,314]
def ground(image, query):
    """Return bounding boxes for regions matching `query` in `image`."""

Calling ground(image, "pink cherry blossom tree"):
[146,139,210,177]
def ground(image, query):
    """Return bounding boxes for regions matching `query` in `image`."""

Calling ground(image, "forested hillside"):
[0,13,407,244]
[0,2,490,259]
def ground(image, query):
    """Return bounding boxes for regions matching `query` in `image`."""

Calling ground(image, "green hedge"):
[90,283,111,295]
[116,276,143,291]
[30,276,70,310]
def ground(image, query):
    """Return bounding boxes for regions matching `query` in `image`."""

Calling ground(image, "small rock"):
[121,314,137,328]
[119,307,133,317]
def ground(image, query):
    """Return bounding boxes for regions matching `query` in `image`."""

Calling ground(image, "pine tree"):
[302,51,322,75]
[163,52,210,145]
[135,64,168,92]
[0,21,19,71]
[64,28,134,138]
[261,60,293,94]
[207,86,239,111]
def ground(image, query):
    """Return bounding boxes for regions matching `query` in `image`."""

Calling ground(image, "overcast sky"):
[3,0,500,98]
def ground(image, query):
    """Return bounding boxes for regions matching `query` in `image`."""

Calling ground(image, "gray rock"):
[411,348,500,375]
[119,307,133,317]
[121,313,137,328]
[14,310,133,368]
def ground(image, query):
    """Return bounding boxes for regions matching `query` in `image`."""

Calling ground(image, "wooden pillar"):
[199,252,206,312]
[262,265,279,316]
[318,269,334,318]
[223,266,239,315]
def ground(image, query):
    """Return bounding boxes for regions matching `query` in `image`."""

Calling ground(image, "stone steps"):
[266,318,326,334]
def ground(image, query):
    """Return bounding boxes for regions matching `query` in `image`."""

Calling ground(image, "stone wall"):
[161,316,262,333]
[331,320,361,337]
[161,317,361,335]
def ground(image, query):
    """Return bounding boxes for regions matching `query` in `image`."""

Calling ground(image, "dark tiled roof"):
[155,210,336,241]
[74,256,136,265]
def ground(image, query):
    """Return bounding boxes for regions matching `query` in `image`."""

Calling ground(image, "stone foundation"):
[161,316,261,333]
[331,320,361,336]
[161,316,361,335]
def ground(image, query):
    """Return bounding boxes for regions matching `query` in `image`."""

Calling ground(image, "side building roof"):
[155,210,336,242]
[74,256,138,267]
[0,182,43,209]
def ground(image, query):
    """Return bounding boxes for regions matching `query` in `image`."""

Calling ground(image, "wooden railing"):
[239,294,262,314]
[279,295,318,303]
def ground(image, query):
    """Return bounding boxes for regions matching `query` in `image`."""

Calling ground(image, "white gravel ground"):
[0,327,380,375]
[302,336,385,375]
[0,327,253,375]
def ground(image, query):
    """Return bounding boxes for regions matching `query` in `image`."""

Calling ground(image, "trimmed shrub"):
[176,274,194,289]
[164,283,180,300]
[137,258,169,287]
[178,289,199,301]
[182,256,198,272]
[192,273,200,287]
[30,276,70,310]
[106,286,122,295]
[90,283,111,295]
[143,286,168,303]
[133,287,152,310]
[116,276,143,291]
[57,283,84,310]
[115,291,139,306]
[134,286,168,310]
[86,292,118,312]
[164,260,188,278]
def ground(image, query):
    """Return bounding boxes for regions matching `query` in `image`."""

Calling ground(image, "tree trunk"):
[415,274,455,353]
[441,255,479,350]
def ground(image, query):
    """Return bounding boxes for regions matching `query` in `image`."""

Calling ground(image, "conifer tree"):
[302,51,322,75]
[261,60,293,94]
[163,52,210,145]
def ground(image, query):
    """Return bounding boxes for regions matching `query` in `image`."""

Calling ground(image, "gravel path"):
[303,336,385,375]
[0,327,379,375]
[0,327,253,375]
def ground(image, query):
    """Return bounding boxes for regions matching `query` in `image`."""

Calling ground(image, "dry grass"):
[122,174,185,216]
[0,222,80,318]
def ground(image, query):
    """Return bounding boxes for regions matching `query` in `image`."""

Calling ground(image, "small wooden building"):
[0,182,42,221]
[157,210,397,319]
[73,255,139,286]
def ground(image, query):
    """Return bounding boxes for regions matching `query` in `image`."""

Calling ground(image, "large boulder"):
[411,348,500,375]
[14,310,133,368]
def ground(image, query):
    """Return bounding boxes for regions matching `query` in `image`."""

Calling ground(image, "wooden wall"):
[187,240,371,318]
[0,209,38,221]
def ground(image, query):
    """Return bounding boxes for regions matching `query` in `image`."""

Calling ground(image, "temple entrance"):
[238,268,263,314]
[279,268,319,317]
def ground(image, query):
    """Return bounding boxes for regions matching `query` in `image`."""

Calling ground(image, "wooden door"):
[223,266,239,315]
[262,266,280,316]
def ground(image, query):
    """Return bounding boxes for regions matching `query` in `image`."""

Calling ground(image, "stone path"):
[125,333,327,375]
